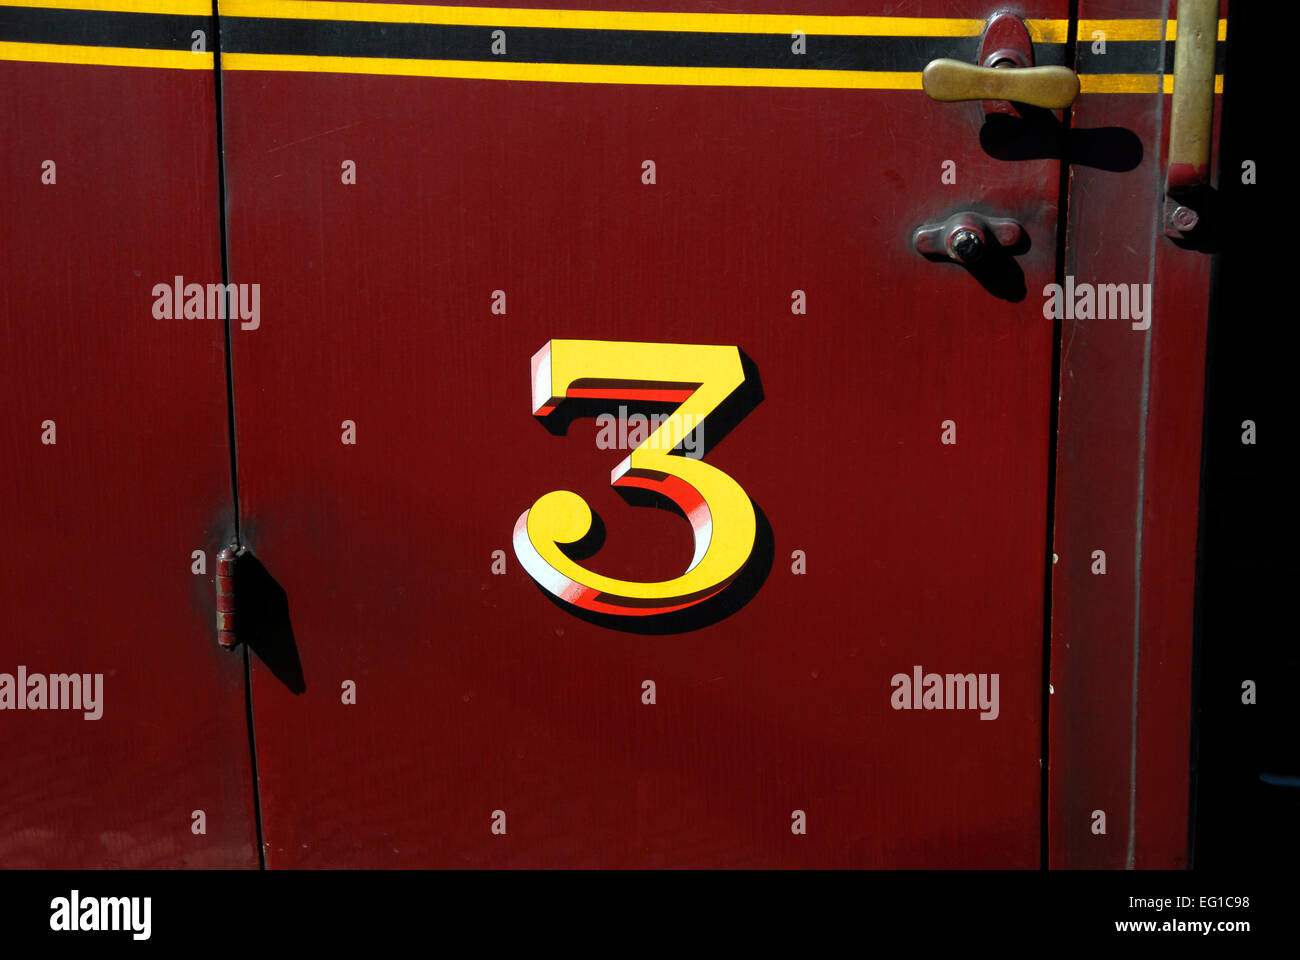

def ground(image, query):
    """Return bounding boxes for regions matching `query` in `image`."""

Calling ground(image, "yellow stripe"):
[222,55,1227,93]
[1080,19,1162,42]
[221,1,985,36]
[1080,73,1160,93]
[0,43,1228,94]
[1080,72,1224,94]
[1026,19,1069,44]
[1077,18,1228,41]
[0,40,213,68]
[221,51,923,88]
[0,0,210,13]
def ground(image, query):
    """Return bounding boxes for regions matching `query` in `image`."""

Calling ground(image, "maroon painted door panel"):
[1048,0,1224,868]
[222,0,1066,866]
[0,58,258,867]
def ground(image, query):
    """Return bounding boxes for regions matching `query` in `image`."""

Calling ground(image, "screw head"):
[1169,204,1199,233]
[948,228,984,263]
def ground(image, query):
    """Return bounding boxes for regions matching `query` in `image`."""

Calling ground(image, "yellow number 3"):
[513,339,758,618]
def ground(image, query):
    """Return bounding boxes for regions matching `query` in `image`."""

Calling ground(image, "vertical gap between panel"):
[1041,0,1080,870]
[211,0,267,871]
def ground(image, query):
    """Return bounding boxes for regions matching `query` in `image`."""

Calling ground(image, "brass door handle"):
[922,60,1080,109]
[922,12,1079,112]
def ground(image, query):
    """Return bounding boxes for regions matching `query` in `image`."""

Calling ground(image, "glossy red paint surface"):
[222,1,1066,867]
[0,0,1220,871]
[1048,0,1221,869]
[0,61,258,867]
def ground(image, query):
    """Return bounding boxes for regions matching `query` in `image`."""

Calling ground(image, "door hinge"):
[216,543,243,649]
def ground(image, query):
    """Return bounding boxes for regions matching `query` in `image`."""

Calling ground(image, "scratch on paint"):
[268,122,364,154]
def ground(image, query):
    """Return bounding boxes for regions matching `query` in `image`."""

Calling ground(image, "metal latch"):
[913,211,1024,265]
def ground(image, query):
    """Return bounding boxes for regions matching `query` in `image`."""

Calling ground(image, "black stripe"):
[222,17,984,71]
[1076,40,1227,74]
[0,7,208,50]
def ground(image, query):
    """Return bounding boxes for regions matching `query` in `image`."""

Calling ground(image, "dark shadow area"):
[918,227,1031,302]
[558,509,607,562]
[1190,0,1294,869]
[700,349,764,458]
[540,396,680,437]
[235,552,305,694]
[536,502,776,635]
[1067,125,1145,172]
[980,108,1144,172]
